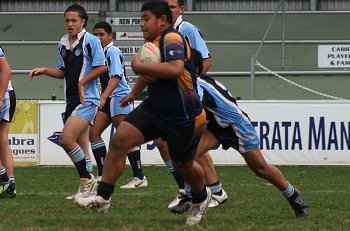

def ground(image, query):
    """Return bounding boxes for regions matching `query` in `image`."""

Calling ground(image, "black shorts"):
[99,97,111,116]
[0,90,16,122]
[124,99,205,164]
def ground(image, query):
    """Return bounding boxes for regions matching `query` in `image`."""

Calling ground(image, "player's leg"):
[0,91,16,198]
[0,160,8,182]
[74,103,151,212]
[61,116,92,179]
[196,130,227,208]
[233,116,308,218]
[156,138,187,208]
[78,125,93,173]
[120,145,148,188]
[74,120,146,212]
[110,98,147,189]
[242,147,308,218]
[168,110,211,225]
[89,110,111,177]
[0,122,16,198]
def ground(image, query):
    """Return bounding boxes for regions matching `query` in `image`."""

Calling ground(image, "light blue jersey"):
[174,15,210,59]
[0,45,13,91]
[197,77,247,126]
[197,74,259,153]
[103,42,130,98]
[57,30,105,107]
[0,44,16,122]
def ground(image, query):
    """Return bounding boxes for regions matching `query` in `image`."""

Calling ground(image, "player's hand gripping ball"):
[138,42,161,82]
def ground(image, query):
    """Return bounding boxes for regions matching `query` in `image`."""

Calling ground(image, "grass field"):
[1,165,350,230]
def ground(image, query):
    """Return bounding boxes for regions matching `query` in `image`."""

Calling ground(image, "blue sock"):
[67,146,90,179]
[164,160,185,190]
[91,140,106,176]
[9,176,15,183]
[0,167,9,182]
[281,182,295,198]
[85,156,93,173]
[207,181,223,196]
[184,182,192,198]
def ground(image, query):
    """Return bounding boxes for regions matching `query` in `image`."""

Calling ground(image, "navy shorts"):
[124,99,205,164]
[0,90,16,122]
[205,109,259,153]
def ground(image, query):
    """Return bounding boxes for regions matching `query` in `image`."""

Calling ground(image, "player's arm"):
[131,33,185,80]
[202,58,212,73]
[119,77,147,108]
[0,57,11,103]
[78,65,107,103]
[132,53,184,80]
[28,67,65,80]
[100,75,120,108]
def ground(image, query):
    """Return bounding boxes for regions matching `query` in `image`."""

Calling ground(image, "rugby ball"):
[138,42,161,81]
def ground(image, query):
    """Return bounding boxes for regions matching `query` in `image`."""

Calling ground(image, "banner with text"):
[37,100,350,165]
[10,100,37,163]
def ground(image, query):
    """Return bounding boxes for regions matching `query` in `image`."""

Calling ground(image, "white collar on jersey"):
[60,29,86,50]
[103,42,113,52]
[173,15,183,30]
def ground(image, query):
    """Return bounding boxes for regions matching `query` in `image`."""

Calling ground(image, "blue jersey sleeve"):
[180,22,210,59]
[88,36,105,67]
[0,45,5,57]
[57,43,65,71]
[106,46,123,79]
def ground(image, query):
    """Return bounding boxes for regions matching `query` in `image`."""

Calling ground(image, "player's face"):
[64,11,85,38]
[167,0,184,23]
[140,10,163,41]
[93,28,112,47]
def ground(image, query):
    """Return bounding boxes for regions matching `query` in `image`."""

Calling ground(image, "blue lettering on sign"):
[252,121,302,150]
[308,117,350,150]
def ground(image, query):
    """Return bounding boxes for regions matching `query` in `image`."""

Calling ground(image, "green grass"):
[1,165,350,230]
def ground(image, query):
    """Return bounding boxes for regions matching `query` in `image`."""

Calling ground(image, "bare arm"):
[99,75,120,109]
[78,65,107,103]
[119,77,147,108]
[28,67,65,80]
[202,58,212,74]
[131,54,184,80]
[0,57,11,105]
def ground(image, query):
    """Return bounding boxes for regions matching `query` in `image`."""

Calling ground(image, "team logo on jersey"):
[75,48,82,56]
[61,47,67,58]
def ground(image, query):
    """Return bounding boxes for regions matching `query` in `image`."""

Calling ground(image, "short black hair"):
[191,48,203,75]
[178,0,185,7]
[93,21,112,34]
[141,1,172,25]
[64,4,88,28]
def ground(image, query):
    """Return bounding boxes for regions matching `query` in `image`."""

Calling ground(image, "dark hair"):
[93,21,112,34]
[178,0,185,7]
[191,48,203,75]
[141,1,172,25]
[64,4,88,28]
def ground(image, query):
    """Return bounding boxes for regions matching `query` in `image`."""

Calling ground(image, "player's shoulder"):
[0,44,4,56]
[106,45,122,56]
[164,29,183,43]
[181,21,200,32]
[84,32,99,42]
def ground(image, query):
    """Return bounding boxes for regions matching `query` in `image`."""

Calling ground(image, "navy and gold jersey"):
[146,26,202,122]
